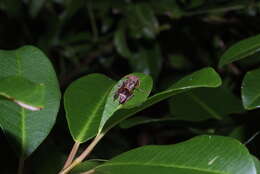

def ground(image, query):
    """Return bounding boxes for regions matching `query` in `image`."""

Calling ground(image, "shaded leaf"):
[120,116,175,129]
[219,34,260,67]
[114,28,132,58]
[96,135,256,174]
[0,46,61,158]
[229,126,245,142]
[29,0,46,18]
[64,74,115,143]
[0,76,45,111]
[126,3,159,39]
[102,67,222,132]
[130,45,162,80]
[169,87,243,121]
[242,68,260,110]
[2,0,23,18]
[99,73,153,132]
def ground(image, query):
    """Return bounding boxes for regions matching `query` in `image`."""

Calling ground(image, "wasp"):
[114,75,140,104]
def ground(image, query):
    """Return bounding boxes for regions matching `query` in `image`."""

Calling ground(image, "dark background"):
[1,0,260,173]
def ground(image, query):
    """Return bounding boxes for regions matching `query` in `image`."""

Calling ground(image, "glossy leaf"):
[219,34,260,67]
[96,135,256,174]
[64,74,115,143]
[169,87,243,121]
[99,73,153,132]
[102,67,222,132]
[0,76,45,111]
[242,68,260,110]
[0,46,61,158]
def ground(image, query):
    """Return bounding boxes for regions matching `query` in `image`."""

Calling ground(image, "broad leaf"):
[0,76,45,111]
[242,68,260,110]
[0,46,61,158]
[169,87,243,121]
[96,135,256,174]
[99,73,153,132]
[219,34,260,67]
[102,67,222,132]
[64,74,115,143]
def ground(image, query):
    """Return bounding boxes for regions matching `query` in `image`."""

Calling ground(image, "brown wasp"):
[114,75,140,104]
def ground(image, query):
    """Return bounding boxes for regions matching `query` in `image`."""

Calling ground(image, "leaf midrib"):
[97,162,227,174]
[76,85,114,142]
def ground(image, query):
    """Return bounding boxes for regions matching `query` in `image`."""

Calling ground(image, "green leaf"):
[219,34,260,67]
[0,46,61,158]
[169,87,243,121]
[96,135,256,174]
[252,156,260,174]
[64,74,115,143]
[70,160,103,174]
[0,76,45,111]
[114,28,132,58]
[102,67,222,132]
[99,73,153,132]
[242,68,260,110]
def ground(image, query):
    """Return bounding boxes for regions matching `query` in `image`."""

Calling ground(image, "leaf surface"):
[242,68,260,110]
[64,74,115,143]
[0,46,61,158]
[96,135,256,174]
[219,34,260,67]
[0,76,45,110]
[102,67,222,132]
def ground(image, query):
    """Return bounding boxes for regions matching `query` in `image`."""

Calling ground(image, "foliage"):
[0,0,260,174]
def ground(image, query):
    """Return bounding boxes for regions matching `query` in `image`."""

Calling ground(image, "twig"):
[82,169,95,174]
[62,141,81,169]
[59,132,105,174]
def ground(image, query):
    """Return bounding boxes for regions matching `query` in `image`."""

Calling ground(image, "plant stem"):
[59,132,105,174]
[82,169,95,174]
[62,141,81,169]
[17,157,24,174]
